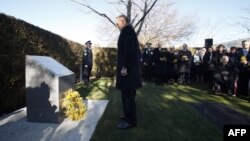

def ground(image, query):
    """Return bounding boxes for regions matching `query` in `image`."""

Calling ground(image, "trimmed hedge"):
[0,13,84,114]
[0,13,119,115]
[92,48,117,77]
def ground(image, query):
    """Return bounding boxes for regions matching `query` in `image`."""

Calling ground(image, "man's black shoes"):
[119,115,126,120]
[117,120,136,129]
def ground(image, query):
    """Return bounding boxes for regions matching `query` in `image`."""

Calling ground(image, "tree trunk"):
[127,0,132,24]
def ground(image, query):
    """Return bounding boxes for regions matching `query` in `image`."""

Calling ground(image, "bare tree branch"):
[135,0,148,35]
[236,6,250,34]
[71,0,116,27]
[106,0,127,7]
[237,21,250,33]
[131,14,138,25]
[134,0,158,29]
[132,1,143,11]
[138,5,196,46]
[71,0,196,46]
[118,0,127,6]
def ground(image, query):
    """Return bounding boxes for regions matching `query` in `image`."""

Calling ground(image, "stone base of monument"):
[26,55,75,123]
[0,100,108,141]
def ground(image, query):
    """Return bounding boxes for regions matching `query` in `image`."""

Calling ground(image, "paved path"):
[191,101,250,130]
[0,100,108,141]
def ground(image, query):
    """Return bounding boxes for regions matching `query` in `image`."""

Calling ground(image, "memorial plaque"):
[26,55,75,123]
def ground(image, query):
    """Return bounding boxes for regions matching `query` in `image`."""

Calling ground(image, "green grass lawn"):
[76,78,250,141]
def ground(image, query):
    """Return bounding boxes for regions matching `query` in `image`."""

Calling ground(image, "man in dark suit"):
[82,40,93,85]
[228,46,240,66]
[166,47,178,83]
[203,47,214,86]
[142,43,154,81]
[237,40,250,97]
[152,43,167,85]
[115,15,142,129]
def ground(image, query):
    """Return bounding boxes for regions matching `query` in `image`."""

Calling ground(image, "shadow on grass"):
[78,78,250,141]
[91,80,224,141]
[183,83,250,117]
[75,78,115,100]
[159,83,250,131]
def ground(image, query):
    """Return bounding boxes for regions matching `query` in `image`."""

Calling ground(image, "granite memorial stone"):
[26,55,75,123]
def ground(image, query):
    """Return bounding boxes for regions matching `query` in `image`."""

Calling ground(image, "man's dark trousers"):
[121,90,136,125]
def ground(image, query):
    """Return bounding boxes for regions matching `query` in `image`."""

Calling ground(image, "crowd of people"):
[140,40,250,97]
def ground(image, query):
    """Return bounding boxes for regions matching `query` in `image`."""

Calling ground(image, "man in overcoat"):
[237,40,250,96]
[115,15,142,129]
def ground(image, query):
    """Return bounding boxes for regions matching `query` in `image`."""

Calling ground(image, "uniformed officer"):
[82,40,93,84]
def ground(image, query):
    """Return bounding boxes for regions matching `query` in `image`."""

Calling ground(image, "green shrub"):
[0,13,118,115]
[0,13,83,114]
[92,48,117,77]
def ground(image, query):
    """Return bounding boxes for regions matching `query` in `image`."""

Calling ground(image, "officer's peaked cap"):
[85,40,92,45]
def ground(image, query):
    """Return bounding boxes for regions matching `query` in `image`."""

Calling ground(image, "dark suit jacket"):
[238,49,250,62]
[82,47,93,67]
[152,48,167,75]
[142,47,153,65]
[115,25,142,90]
[237,49,250,95]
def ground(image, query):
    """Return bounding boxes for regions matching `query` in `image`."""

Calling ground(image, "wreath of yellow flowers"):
[62,89,87,121]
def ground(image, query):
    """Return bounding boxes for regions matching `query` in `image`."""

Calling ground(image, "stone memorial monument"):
[26,55,75,123]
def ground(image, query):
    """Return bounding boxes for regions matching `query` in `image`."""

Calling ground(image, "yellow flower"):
[241,56,247,63]
[173,59,178,63]
[181,55,188,61]
[62,89,87,121]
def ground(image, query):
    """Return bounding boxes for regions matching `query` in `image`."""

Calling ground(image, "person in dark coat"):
[192,48,201,83]
[152,44,160,84]
[211,44,227,67]
[142,43,154,81]
[228,46,240,66]
[203,47,215,86]
[237,40,250,97]
[115,15,142,129]
[178,44,192,85]
[192,48,206,83]
[160,48,168,83]
[212,55,239,95]
[82,40,93,84]
[166,47,178,83]
[152,43,167,85]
